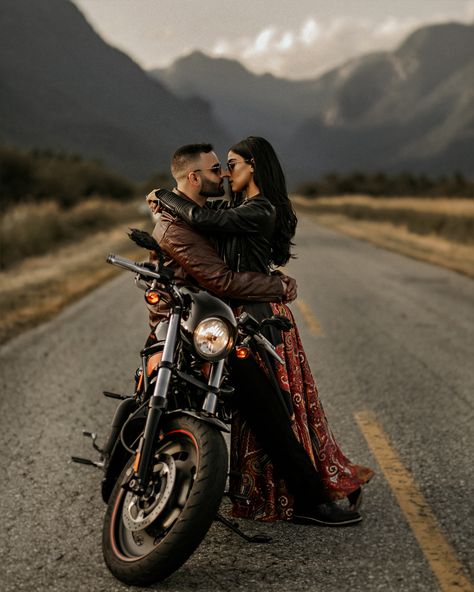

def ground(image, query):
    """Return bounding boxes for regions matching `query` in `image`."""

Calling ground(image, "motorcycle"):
[72,229,292,586]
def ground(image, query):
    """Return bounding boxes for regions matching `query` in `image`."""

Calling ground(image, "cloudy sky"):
[73,0,474,79]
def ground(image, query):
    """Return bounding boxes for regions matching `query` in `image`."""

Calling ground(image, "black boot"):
[293,502,362,527]
[347,487,363,512]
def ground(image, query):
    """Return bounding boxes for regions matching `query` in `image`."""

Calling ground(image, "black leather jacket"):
[155,189,275,274]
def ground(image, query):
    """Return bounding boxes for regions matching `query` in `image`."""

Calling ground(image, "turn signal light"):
[235,346,250,359]
[145,289,161,305]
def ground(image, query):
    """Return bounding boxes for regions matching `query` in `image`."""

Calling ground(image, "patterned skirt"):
[229,302,374,521]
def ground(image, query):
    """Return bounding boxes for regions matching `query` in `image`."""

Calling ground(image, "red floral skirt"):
[229,302,374,521]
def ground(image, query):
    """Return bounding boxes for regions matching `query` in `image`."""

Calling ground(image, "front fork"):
[131,315,225,492]
[133,310,180,491]
[202,360,225,414]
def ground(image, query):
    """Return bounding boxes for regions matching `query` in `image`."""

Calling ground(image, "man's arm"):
[156,219,285,302]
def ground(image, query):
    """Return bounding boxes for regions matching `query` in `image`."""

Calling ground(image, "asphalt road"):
[1,215,473,592]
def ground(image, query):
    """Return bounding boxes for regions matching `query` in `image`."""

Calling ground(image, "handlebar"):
[107,253,287,366]
[106,254,163,281]
[252,333,284,364]
[237,312,288,365]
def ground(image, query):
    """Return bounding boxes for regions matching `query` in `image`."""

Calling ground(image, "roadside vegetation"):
[0,146,171,270]
[293,195,474,278]
[296,171,474,199]
[0,146,134,209]
[294,172,474,248]
[0,198,148,269]
[0,146,172,343]
[292,195,474,245]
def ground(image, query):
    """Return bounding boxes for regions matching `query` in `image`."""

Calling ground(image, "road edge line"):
[355,410,473,592]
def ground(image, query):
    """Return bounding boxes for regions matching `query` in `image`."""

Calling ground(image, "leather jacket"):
[155,189,275,273]
[148,213,284,326]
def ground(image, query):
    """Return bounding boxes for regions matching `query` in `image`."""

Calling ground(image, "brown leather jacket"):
[148,215,284,326]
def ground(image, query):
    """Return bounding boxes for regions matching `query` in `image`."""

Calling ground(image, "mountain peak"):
[0,0,230,178]
[400,21,474,51]
[169,50,251,76]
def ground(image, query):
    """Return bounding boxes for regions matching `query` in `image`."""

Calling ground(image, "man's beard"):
[199,178,225,198]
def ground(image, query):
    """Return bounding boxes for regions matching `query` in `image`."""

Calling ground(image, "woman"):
[155,136,374,521]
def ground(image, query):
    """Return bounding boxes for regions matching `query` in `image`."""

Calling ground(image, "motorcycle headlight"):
[193,317,233,360]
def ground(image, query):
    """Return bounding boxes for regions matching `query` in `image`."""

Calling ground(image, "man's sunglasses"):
[226,159,252,172]
[192,163,222,175]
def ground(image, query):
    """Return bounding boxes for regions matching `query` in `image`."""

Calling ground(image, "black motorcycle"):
[72,229,291,586]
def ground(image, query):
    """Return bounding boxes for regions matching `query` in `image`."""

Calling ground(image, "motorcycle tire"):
[102,414,228,586]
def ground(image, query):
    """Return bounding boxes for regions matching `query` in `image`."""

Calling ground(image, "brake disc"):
[122,453,176,532]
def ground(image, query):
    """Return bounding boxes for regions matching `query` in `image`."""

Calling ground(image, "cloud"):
[300,18,320,45]
[277,31,294,51]
[210,10,473,80]
[243,27,277,57]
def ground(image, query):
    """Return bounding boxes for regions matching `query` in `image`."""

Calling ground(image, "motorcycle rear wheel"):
[102,414,228,586]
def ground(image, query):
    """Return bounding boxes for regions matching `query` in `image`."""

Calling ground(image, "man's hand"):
[280,275,297,303]
[146,190,161,215]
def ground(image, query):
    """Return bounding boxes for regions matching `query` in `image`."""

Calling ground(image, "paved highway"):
[1,215,473,591]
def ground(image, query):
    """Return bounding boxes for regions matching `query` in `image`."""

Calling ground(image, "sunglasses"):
[192,163,222,175]
[226,159,252,172]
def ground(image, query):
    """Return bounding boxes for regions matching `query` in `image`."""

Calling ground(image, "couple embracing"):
[147,136,374,526]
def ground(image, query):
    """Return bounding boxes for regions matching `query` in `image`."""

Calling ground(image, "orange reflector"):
[145,289,161,305]
[147,352,162,376]
[136,371,143,393]
[235,346,250,359]
[133,450,141,473]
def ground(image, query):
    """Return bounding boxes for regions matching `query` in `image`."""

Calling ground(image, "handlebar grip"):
[106,253,163,281]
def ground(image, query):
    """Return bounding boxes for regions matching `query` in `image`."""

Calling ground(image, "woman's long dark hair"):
[229,136,297,267]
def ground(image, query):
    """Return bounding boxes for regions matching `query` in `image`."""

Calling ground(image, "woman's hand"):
[280,275,297,303]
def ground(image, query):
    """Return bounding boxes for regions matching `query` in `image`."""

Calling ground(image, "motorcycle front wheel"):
[102,414,228,586]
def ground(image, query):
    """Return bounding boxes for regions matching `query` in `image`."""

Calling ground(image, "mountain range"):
[151,22,474,181]
[0,0,230,179]
[1,0,472,183]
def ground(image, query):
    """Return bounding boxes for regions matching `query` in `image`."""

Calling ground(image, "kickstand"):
[215,512,272,544]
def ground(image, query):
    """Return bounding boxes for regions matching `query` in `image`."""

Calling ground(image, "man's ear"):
[187,171,201,188]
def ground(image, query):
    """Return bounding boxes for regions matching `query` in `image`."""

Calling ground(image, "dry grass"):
[299,195,474,215]
[293,196,474,278]
[0,221,151,344]
[292,195,474,245]
[0,197,146,269]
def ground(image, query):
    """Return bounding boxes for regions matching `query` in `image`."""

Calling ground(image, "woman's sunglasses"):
[227,159,252,172]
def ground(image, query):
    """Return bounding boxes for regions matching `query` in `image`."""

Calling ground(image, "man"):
[148,143,361,526]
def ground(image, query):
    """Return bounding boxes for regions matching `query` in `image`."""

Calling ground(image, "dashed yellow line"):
[355,410,474,592]
[295,300,324,335]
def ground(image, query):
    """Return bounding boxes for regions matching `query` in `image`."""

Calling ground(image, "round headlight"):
[193,317,233,360]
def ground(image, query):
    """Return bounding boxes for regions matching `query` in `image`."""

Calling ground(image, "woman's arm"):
[154,188,273,234]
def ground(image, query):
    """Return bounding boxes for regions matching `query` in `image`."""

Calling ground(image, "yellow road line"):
[295,300,324,335]
[355,410,474,592]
